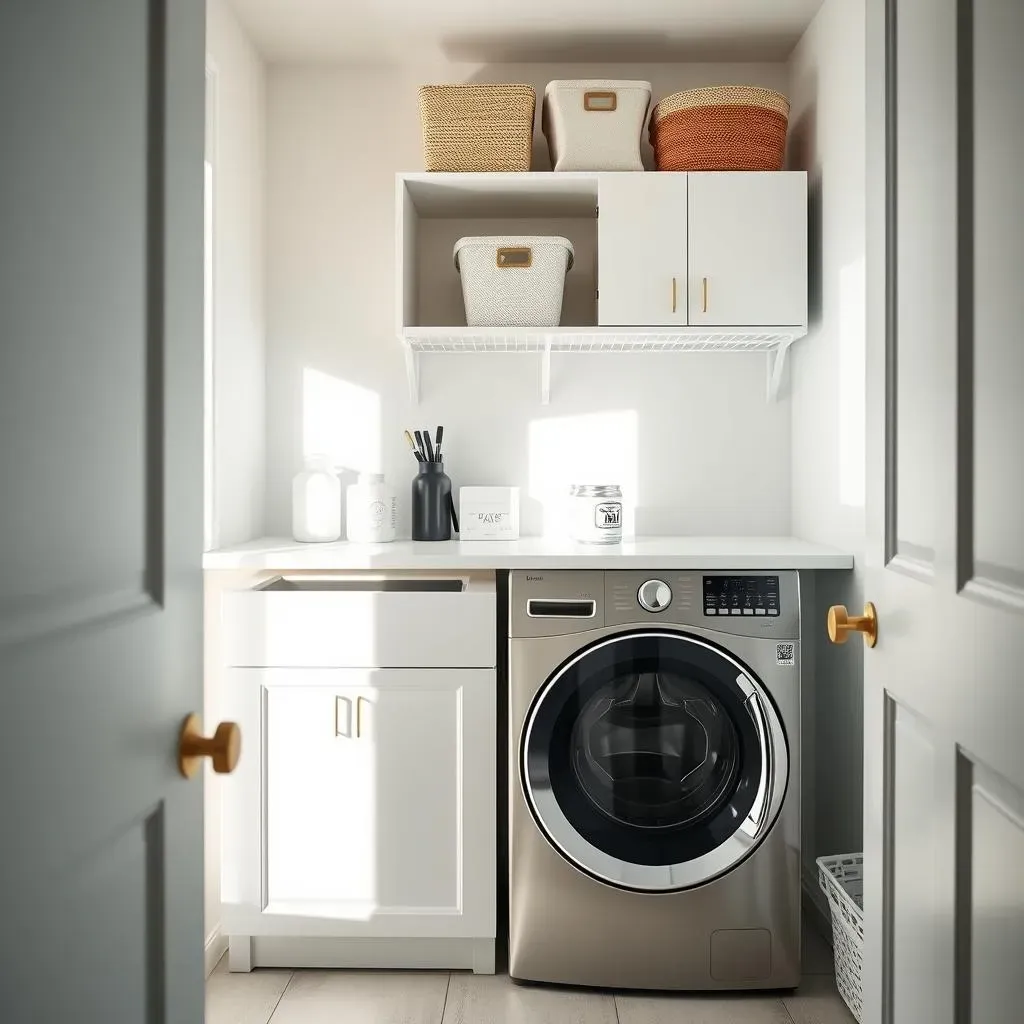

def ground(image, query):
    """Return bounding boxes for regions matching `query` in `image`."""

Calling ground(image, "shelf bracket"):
[540,341,551,405]
[405,346,420,404]
[767,340,792,402]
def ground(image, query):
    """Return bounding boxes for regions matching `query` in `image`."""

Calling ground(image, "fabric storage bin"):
[418,84,536,172]
[542,80,651,171]
[650,86,790,171]
[454,236,574,328]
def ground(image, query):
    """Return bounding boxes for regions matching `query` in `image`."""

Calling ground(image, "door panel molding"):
[144,0,167,609]
[882,0,899,570]
[963,575,1024,614]
[880,690,897,1024]
[144,802,166,1024]
[954,0,976,597]
[954,748,973,1024]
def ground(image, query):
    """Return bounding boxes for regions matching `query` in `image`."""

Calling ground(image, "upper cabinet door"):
[598,174,688,327]
[687,172,807,328]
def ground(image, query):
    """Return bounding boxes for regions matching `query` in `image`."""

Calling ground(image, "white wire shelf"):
[400,326,806,404]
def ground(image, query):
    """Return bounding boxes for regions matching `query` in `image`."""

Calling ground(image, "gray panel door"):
[863,1,1024,1021]
[0,1,206,1020]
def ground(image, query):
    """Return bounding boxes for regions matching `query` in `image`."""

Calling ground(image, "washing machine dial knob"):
[638,579,672,613]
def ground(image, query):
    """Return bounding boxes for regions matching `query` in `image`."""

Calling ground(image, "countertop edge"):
[202,537,855,572]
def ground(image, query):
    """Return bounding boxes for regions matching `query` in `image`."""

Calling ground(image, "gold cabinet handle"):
[701,276,708,314]
[828,603,878,648]
[671,276,677,314]
[178,714,241,778]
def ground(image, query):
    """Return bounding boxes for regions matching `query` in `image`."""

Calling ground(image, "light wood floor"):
[206,920,855,1024]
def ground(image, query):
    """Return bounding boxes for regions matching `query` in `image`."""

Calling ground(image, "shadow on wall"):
[787,69,823,327]
[440,31,799,67]
[813,568,865,862]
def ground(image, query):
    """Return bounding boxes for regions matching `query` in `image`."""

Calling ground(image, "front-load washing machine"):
[508,569,801,990]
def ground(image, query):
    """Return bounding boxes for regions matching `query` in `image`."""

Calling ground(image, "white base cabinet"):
[218,575,497,972]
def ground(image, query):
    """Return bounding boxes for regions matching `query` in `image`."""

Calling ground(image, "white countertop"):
[203,536,854,572]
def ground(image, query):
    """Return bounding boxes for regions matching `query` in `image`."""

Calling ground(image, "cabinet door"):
[687,172,807,327]
[598,173,688,326]
[221,667,496,938]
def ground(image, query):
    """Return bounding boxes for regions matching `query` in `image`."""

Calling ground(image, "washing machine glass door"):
[522,630,788,892]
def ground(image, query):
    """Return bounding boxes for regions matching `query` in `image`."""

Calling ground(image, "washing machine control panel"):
[703,575,781,617]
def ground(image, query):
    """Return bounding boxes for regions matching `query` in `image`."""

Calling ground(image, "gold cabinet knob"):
[177,713,241,778]
[827,602,878,648]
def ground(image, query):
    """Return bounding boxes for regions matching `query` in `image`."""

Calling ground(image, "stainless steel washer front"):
[521,630,788,892]
[508,569,802,991]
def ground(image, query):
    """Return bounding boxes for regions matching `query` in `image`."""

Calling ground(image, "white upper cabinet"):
[395,171,808,402]
[686,172,808,328]
[597,174,688,327]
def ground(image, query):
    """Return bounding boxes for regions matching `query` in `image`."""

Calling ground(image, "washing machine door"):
[521,630,788,892]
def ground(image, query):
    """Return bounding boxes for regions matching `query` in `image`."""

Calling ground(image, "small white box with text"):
[459,486,520,541]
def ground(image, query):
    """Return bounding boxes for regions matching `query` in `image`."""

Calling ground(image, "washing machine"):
[508,569,801,990]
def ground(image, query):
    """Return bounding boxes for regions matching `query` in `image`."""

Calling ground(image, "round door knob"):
[827,602,878,648]
[638,579,672,613]
[177,713,241,779]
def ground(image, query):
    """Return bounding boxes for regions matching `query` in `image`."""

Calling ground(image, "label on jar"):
[594,502,622,530]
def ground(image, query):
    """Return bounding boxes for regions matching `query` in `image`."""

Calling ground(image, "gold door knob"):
[828,602,878,648]
[177,713,241,778]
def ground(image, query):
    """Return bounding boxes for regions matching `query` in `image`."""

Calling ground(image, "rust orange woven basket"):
[418,84,536,172]
[650,86,790,171]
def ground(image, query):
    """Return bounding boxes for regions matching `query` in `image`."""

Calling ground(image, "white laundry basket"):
[542,80,651,171]
[817,853,865,1023]
[454,236,574,328]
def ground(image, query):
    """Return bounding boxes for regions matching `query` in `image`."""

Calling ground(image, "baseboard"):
[233,936,495,974]
[801,863,832,940]
[205,927,228,978]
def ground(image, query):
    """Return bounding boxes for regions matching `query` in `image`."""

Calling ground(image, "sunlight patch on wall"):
[302,367,382,473]
[839,257,866,509]
[528,410,639,538]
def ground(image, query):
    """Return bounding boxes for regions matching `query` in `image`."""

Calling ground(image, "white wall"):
[208,0,266,549]
[205,0,266,973]
[787,0,867,914]
[265,62,794,538]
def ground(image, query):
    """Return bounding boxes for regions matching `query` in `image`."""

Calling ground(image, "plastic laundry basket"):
[817,853,865,1023]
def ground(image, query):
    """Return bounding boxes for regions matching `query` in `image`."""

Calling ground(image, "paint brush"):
[404,430,424,462]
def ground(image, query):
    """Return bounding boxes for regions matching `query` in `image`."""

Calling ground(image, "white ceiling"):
[227,0,824,64]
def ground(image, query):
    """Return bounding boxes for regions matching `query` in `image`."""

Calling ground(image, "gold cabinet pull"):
[178,714,241,778]
[671,276,677,314]
[701,276,708,314]
[828,603,878,648]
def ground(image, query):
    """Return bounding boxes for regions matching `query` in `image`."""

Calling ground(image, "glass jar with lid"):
[569,484,623,544]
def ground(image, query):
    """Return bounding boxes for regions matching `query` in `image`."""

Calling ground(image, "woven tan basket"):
[418,85,536,172]
[650,86,790,171]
